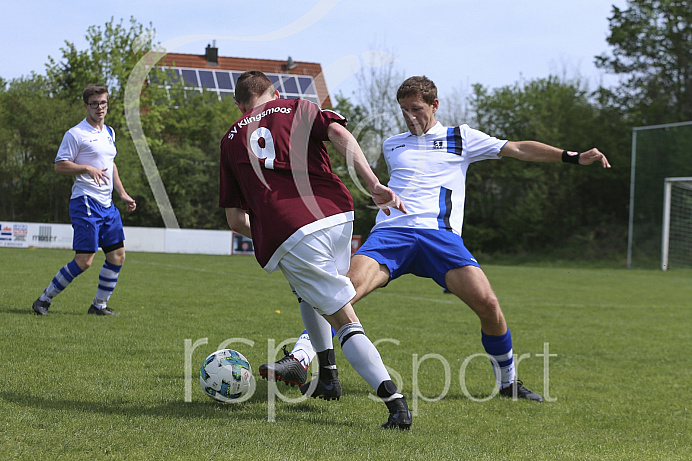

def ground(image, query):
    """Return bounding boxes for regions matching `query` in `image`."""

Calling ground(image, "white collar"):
[406,121,445,137]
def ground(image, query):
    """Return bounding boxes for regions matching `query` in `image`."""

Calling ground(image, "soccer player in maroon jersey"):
[219,70,410,429]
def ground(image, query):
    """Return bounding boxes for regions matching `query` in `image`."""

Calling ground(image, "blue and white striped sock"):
[482,329,516,389]
[41,260,83,301]
[92,261,122,309]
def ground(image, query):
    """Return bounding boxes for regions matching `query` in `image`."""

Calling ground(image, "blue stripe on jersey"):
[437,187,453,231]
[446,127,462,155]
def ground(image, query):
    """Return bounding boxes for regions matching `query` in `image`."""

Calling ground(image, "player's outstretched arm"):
[500,141,611,168]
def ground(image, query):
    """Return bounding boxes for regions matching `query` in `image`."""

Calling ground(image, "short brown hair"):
[396,76,437,105]
[234,71,275,107]
[82,84,109,104]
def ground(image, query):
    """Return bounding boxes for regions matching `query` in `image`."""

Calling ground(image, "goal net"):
[627,121,692,268]
[662,177,692,270]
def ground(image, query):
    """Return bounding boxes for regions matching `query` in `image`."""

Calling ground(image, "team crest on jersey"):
[433,140,445,149]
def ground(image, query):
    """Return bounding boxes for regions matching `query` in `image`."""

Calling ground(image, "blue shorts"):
[69,196,125,253]
[355,227,480,289]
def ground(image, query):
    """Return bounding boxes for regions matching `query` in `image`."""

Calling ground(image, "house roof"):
[160,52,332,107]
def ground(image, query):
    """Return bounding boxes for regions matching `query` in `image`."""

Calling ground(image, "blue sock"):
[481,329,515,389]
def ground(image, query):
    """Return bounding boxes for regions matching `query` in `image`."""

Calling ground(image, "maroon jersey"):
[219,98,354,270]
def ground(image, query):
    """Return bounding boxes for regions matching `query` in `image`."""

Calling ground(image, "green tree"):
[43,17,173,227]
[466,76,627,257]
[595,0,692,124]
[151,89,241,229]
[0,18,168,225]
[0,76,81,222]
[0,16,245,230]
[45,17,157,104]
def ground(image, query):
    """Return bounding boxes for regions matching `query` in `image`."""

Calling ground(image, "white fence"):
[1,221,361,256]
[0,221,249,256]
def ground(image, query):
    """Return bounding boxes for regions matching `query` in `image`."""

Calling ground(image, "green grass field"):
[1,247,690,460]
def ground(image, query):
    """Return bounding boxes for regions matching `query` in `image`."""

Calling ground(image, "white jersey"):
[55,118,117,206]
[373,122,507,235]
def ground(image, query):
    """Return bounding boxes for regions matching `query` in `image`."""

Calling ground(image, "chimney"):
[285,56,298,72]
[205,40,218,66]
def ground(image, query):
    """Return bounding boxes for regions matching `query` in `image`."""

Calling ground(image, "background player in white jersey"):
[261,75,611,402]
[219,70,410,429]
[32,84,136,316]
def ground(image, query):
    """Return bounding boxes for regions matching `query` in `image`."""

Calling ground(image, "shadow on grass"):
[0,390,360,428]
[344,387,500,402]
[2,308,38,315]
[1,308,83,316]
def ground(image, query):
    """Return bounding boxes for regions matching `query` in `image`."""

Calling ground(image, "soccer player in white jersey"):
[32,84,136,316]
[260,75,611,402]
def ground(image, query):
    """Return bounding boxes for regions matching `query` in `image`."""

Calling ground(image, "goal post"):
[661,177,692,271]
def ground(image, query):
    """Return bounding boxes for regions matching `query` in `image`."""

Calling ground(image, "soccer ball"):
[200,349,254,403]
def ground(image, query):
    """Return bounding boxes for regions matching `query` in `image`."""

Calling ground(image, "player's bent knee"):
[471,295,503,320]
[104,243,126,265]
[74,251,95,271]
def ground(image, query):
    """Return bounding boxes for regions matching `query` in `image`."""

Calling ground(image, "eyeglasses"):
[87,101,108,109]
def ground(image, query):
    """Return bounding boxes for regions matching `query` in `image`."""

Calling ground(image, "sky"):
[0,0,628,102]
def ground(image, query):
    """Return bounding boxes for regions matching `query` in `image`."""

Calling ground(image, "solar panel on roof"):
[215,71,233,90]
[281,76,299,94]
[298,76,314,93]
[181,69,199,87]
[199,70,215,89]
[154,67,321,106]
[166,69,181,85]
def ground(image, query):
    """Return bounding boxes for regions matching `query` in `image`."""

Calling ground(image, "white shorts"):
[277,222,356,316]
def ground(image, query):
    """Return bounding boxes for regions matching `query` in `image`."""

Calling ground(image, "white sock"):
[337,322,391,390]
[291,331,315,368]
[299,301,333,355]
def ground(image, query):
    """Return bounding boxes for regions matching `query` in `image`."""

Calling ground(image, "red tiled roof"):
[160,52,332,107]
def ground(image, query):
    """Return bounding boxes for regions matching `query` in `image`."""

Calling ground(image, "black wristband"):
[562,150,580,164]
